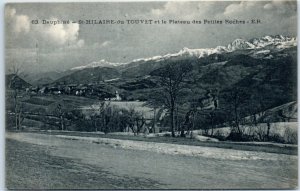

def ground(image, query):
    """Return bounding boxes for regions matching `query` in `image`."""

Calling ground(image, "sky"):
[5,1,297,73]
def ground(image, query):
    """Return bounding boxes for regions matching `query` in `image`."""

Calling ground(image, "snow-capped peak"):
[250,35,297,49]
[130,46,228,63]
[132,55,163,63]
[128,35,296,64]
[227,38,256,51]
[71,35,296,71]
[71,59,125,70]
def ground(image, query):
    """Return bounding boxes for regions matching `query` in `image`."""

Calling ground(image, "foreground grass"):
[6,133,297,189]
[5,139,162,189]
[21,130,298,155]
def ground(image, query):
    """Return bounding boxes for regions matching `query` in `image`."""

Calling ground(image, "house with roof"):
[107,91,122,101]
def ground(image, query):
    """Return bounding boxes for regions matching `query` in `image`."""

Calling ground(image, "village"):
[25,82,122,101]
[8,73,225,137]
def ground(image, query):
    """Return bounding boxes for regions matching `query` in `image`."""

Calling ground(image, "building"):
[110,91,122,101]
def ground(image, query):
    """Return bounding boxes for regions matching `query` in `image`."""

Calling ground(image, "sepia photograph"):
[4,1,298,189]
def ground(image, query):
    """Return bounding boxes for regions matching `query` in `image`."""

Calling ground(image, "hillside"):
[258,101,297,122]
[29,35,297,114]
[53,67,121,85]
[220,47,297,109]
[51,35,296,83]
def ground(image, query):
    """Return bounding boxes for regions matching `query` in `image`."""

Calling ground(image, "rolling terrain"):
[6,35,298,137]
[50,35,297,104]
[5,35,298,190]
[6,132,298,189]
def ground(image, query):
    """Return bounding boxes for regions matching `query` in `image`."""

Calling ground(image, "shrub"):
[284,127,297,144]
[226,131,244,141]
[268,133,285,143]
[211,130,227,141]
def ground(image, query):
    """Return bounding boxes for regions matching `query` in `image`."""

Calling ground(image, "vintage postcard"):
[5,1,297,190]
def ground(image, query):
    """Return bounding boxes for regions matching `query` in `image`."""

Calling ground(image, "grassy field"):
[7,94,99,113]
[6,132,298,189]
[6,94,100,130]
[6,94,297,145]
[202,122,298,143]
[81,101,156,119]
[6,139,162,189]
[25,130,297,155]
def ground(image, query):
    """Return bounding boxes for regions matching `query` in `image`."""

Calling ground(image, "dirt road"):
[6,132,298,189]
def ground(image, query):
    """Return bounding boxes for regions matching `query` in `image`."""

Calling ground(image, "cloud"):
[263,3,274,10]
[5,6,84,49]
[14,15,30,33]
[5,6,16,18]
[150,1,296,21]
[91,41,112,49]
[223,1,296,18]
[5,2,297,74]
[151,1,226,19]
[151,2,185,16]
[33,20,84,48]
[58,39,85,51]
[76,39,85,48]
[151,2,192,19]
[101,41,111,47]
[38,18,82,46]
[223,1,258,16]
[5,6,30,34]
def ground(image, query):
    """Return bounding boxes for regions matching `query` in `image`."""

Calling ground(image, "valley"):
[6,35,297,144]
[4,1,298,189]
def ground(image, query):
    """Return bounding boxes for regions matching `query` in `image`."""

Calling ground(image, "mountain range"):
[38,34,294,83]
[7,35,297,106]
[16,35,296,86]
[6,34,297,121]
[67,34,296,72]
[41,35,294,108]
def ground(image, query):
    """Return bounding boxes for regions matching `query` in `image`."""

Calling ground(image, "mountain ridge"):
[70,35,297,71]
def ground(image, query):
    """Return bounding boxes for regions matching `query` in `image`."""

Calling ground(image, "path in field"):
[6,132,298,189]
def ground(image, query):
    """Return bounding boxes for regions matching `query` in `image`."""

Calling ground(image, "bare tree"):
[98,101,112,133]
[90,113,98,132]
[8,63,27,130]
[150,62,192,137]
[223,87,249,138]
[126,107,146,135]
[246,88,272,140]
[180,109,195,137]
[56,104,65,130]
[134,112,146,135]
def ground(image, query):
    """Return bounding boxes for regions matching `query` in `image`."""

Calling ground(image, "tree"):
[98,101,112,133]
[117,109,130,132]
[126,107,146,135]
[134,112,146,135]
[180,109,195,137]
[242,86,276,141]
[8,64,27,130]
[223,87,249,139]
[56,103,65,130]
[150,61,192,137]
[90,113,99,132]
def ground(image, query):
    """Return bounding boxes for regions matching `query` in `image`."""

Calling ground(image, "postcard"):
[5,1,297,189]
